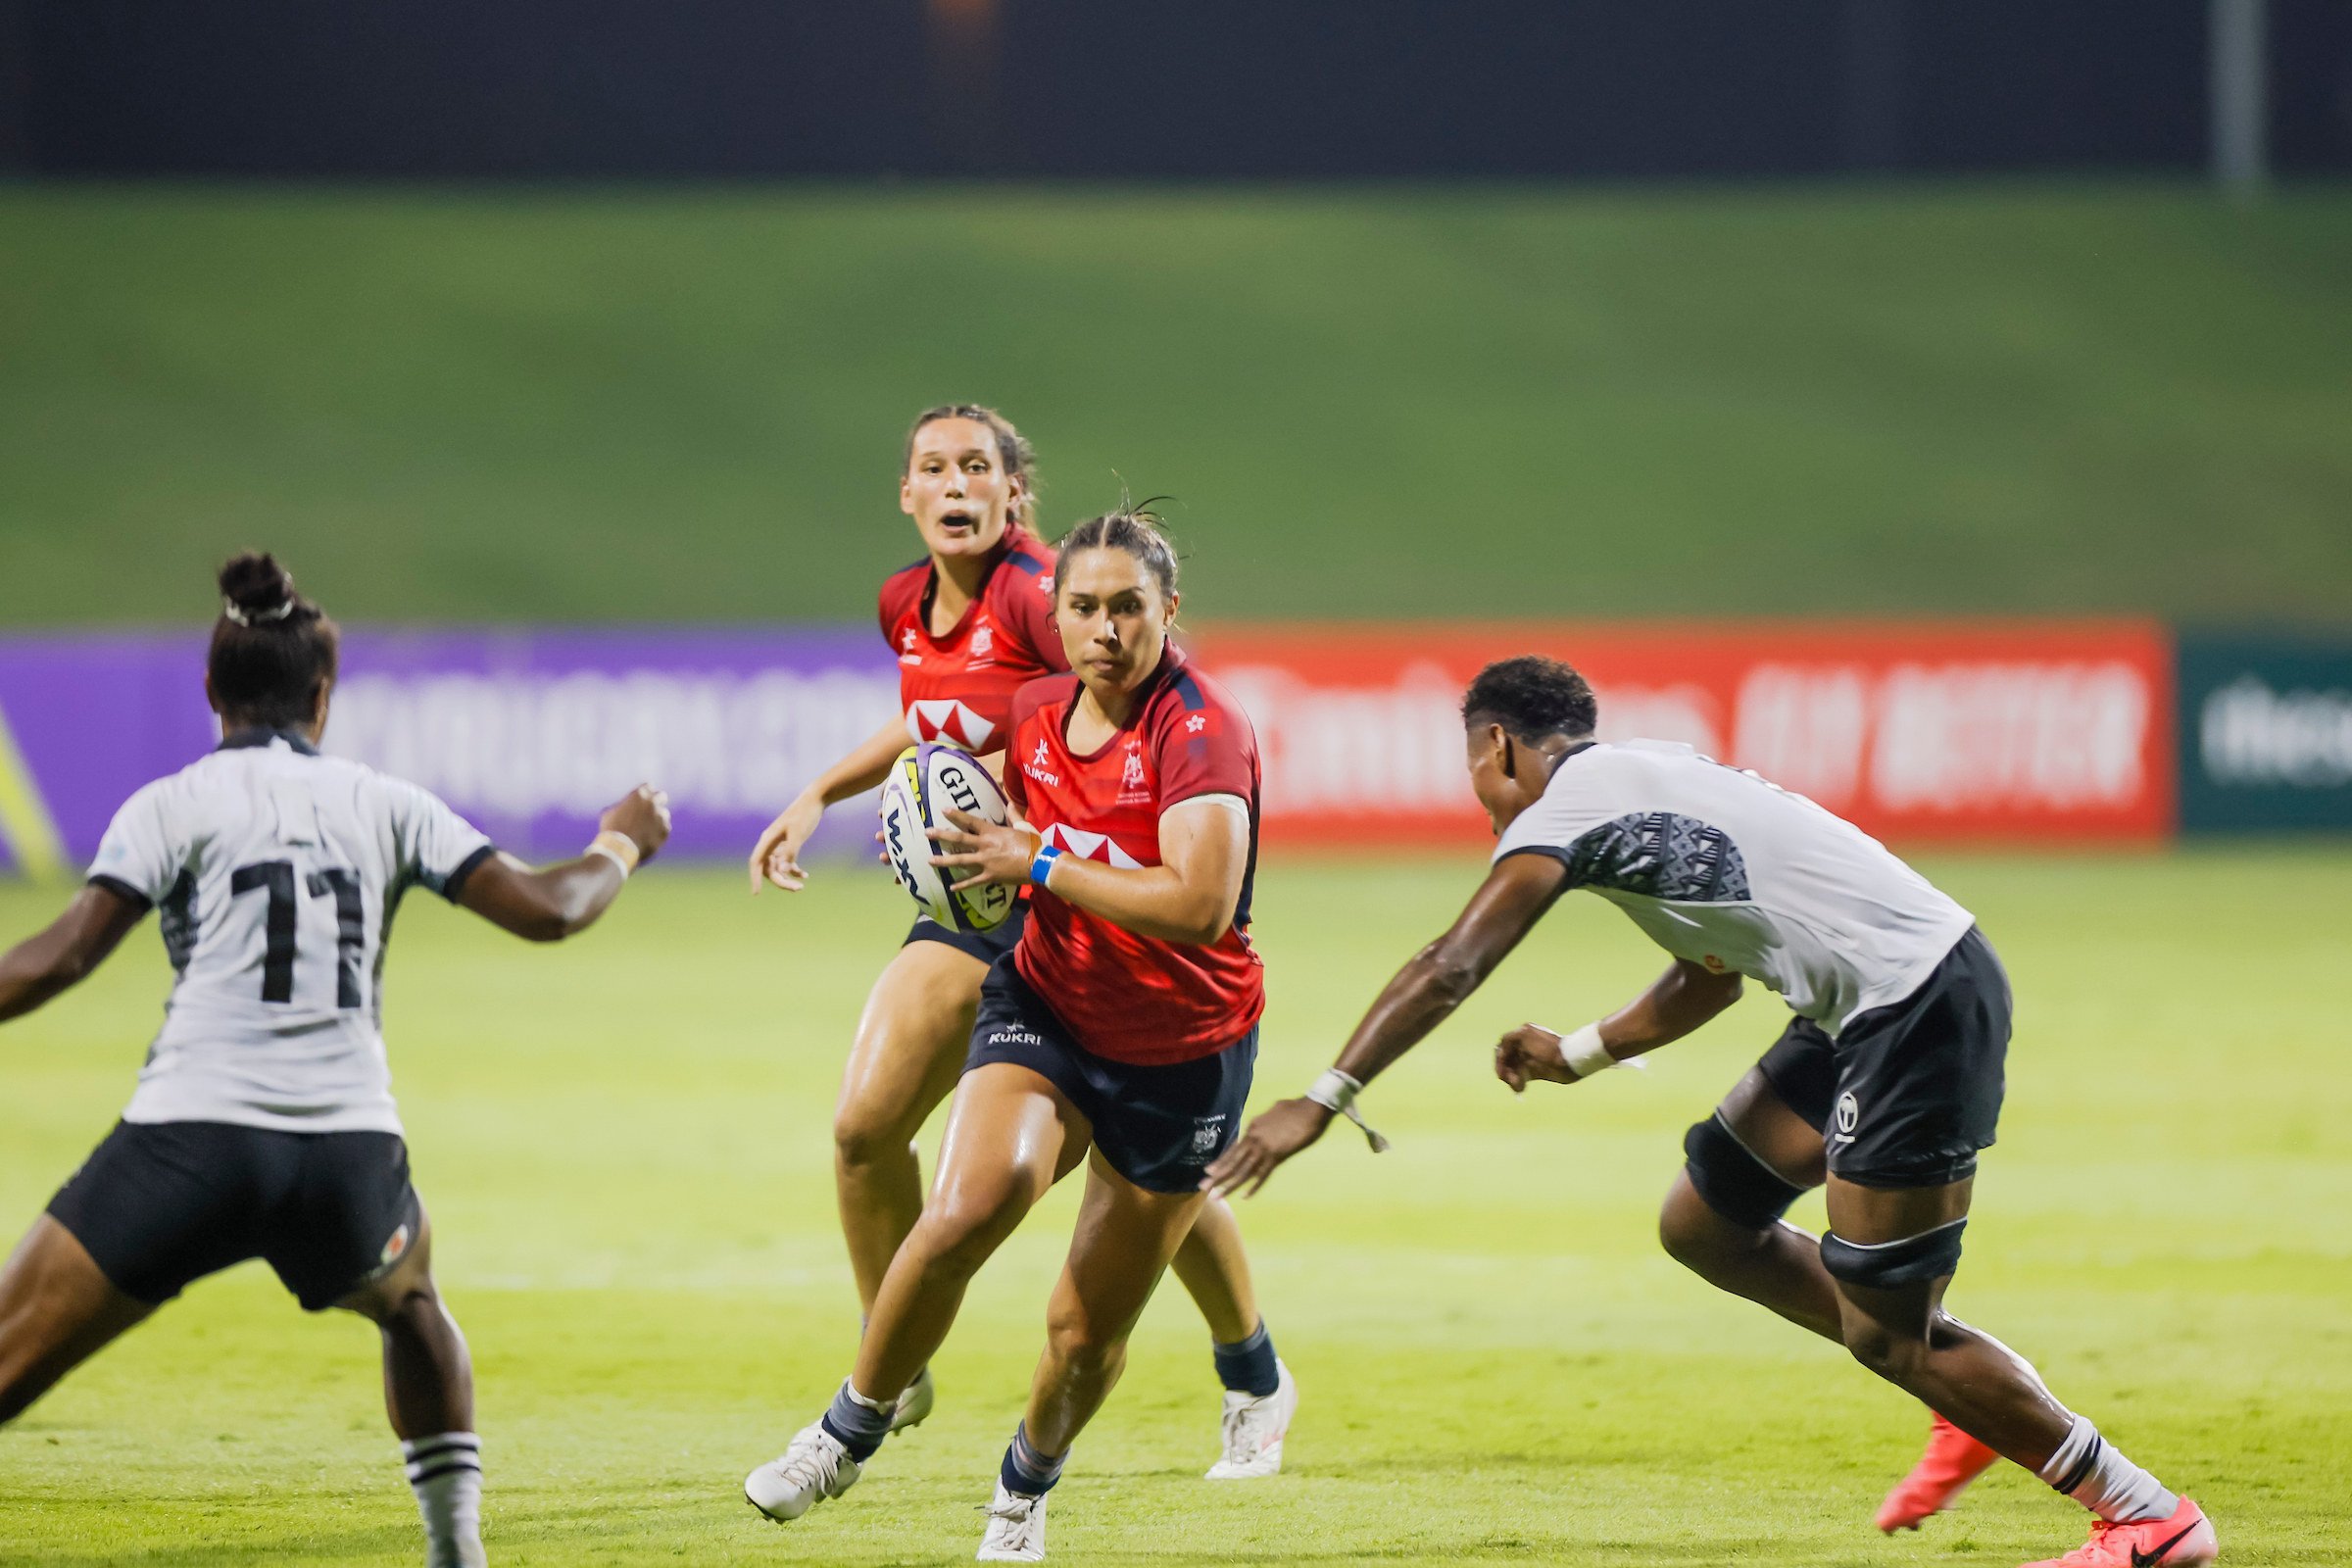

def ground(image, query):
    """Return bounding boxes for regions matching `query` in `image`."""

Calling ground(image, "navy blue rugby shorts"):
[903,901,1027,965]
[965,956,1256,1195]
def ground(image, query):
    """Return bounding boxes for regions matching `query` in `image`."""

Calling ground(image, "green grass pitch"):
[1,851,2347,1565]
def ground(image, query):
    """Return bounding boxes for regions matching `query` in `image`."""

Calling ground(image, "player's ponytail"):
[904,404,1039,528]
[1054,501,1181,606]
[209,552,341,732]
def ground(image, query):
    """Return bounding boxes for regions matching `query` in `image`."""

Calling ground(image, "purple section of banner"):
[0,634,217,874]
[0,627,904,870]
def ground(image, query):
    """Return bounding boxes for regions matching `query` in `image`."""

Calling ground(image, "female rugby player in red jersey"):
[745,507,1289,1561]
[746,412,1289,1473]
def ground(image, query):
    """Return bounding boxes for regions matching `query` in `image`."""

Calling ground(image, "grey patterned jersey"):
[84,729,495,1134]
[1493,740,1973,1034]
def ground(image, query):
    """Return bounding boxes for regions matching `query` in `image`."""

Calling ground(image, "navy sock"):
[817,1381,894,1463]
[999,1424,1067,1497]
[1211,1320,1280,1397]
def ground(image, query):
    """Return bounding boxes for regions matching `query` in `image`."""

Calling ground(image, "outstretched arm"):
[0,884,148,1023]
[458,786,671,943]
[1203,852,1571,1197]
[749,714,911,893]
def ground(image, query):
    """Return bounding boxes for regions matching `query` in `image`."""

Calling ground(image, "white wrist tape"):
[586,829,640,876]
[1560,1021,1617,1080]
[1304,1068,1392,1152]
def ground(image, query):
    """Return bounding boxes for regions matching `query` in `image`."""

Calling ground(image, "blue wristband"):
[1029,844,1063,887]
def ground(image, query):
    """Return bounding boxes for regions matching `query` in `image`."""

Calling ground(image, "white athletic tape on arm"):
[585,830,639,876]
[1304,1068,1392,1152]
[1561,1021,1616,1079]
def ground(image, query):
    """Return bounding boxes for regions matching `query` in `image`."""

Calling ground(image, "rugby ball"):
[878,743,1018,933]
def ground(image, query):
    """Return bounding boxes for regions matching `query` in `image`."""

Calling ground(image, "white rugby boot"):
[890,1366,936,1434]
[1204,1358,1298,1480]
[975,1482,1049,1561]
[744,1421,862,1522]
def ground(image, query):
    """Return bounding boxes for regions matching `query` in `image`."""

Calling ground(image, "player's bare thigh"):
[0,1215,153,1423]
[1822,1176,1975,1345]
[836,940,990,1150]
[926,1062,1093,1233]
[1716,1066,1830,1190]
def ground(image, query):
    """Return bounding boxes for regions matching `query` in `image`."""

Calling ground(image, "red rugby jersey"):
[878,524,1062,759]
[1004,650,1266,1065]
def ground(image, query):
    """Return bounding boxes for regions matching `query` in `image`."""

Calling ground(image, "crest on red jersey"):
[1117,742,1151,804]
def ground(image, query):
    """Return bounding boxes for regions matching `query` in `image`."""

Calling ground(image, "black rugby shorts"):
[1754,927,2011,1189]
[47,1120,423,1311]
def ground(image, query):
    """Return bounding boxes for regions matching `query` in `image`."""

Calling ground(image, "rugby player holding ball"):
[746,409,1287,1470]
[747,508,1288,1561]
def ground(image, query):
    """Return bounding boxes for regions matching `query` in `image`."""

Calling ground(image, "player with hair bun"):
[0,554,672,1568]
[746,410,1289,1473]
[1210,655,2219,1568]
[746,506,1288,1562]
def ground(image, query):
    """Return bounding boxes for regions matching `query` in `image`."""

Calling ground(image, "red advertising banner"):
[1190,620,2174,848]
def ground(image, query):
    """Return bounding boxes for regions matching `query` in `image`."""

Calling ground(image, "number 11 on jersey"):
[228,859,367,1007]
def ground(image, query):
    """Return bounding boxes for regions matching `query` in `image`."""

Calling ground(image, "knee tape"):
[1681,1114,1806,1230]
[1819,1217,1967,1290]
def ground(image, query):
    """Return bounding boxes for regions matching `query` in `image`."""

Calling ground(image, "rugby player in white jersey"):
[0,555,671,1568]
[1208,656,2218,1568]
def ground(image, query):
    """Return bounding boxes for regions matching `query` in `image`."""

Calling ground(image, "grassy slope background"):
[0,854,2346,1565]
[3,182,2350,629]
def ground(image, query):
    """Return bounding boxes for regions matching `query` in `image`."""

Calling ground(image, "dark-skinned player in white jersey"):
[1207,657,2217,1568]
[0,554,671,1568]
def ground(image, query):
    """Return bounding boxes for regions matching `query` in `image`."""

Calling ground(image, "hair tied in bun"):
[208,552,340,730]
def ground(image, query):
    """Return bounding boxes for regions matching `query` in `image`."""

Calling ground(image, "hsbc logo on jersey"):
[1039,822,1146,868]
[906,700,997,751]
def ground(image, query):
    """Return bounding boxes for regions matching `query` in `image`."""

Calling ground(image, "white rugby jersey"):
[1494,740,1974,1035]
[84,729,495,1135]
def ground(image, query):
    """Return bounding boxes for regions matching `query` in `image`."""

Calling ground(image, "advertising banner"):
[0,629,901,874]
[0,618,2183,875]
[1192,620,2175,848]
[2178,633,2352,832]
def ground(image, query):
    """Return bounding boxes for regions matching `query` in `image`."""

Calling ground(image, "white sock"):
[2036,1414,2178,1523]
[402,1432,485,1568]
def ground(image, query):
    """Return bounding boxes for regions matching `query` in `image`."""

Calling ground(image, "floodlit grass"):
[1,851,2347,1564]
[3,183,2351,626]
